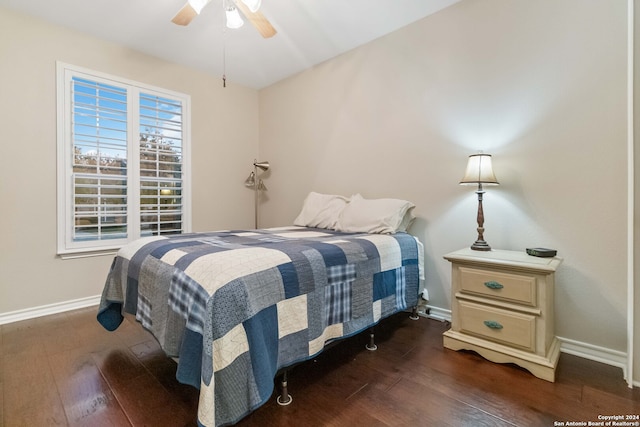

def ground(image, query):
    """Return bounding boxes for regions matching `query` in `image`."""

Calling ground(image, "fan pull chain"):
[222,27,227,87]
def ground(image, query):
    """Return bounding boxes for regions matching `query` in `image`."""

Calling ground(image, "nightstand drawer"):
[459,267,536,306]
[458,300,536,351]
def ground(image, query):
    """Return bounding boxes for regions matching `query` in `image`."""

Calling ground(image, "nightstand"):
[443,248,562,382]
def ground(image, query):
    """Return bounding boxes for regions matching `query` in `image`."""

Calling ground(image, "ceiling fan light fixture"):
[187,0,209,14]
[226,6,244,29]
[240,0,262,13]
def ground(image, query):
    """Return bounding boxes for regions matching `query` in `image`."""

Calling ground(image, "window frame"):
[56,62,191,257]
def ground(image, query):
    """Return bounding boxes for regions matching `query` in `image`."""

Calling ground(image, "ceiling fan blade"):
[234,0,277,38]
[172,2,198,26]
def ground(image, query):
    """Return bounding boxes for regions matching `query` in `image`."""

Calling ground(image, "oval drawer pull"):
[483,320,503,329]
[484,281,504,290]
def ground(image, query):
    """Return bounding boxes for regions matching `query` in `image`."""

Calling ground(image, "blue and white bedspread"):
[97,226,423,426]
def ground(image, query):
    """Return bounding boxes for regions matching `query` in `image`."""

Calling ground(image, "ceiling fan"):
[172,0,277,38]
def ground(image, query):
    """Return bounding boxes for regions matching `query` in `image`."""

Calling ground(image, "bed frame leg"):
[365,327,378,351]
[409,306,420,321]
[277,370,292,406]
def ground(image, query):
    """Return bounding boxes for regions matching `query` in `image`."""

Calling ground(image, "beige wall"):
[1,0,636,382]
[0,8,259,313]
[259,0,631,372]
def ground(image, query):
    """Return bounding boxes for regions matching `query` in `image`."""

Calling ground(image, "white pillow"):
[336,194,415,234]
[293,192,349,229]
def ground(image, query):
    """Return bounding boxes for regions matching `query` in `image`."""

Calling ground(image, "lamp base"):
[470,240,492,251]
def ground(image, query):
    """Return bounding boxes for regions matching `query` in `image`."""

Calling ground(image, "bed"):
[97,197,423,426]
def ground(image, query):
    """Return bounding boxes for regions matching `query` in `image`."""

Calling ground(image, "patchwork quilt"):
[97,226,423,427]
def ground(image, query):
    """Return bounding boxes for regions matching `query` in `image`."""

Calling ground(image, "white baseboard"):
[0,295,101,325]
[557,336,629,382]
[0,298,634,385]
[418,304,630,383]
[418,304,452,323]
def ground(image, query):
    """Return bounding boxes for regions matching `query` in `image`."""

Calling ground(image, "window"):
[57,63,191,255]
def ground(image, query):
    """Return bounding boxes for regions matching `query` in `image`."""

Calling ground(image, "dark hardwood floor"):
[1,306,638,426]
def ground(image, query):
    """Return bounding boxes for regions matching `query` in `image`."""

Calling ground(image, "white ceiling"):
[0,0,460,89]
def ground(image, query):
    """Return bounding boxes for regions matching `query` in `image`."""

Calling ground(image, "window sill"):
[57,248,119,260]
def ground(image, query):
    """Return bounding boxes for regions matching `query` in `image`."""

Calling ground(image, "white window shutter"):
[57,63,191,256]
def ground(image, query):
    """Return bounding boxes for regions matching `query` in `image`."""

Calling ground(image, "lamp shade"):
[254,161,270,171]
[460,154,499,185]
[188,0,210,14]
[244,171,256,187]
[226,7,244,29]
